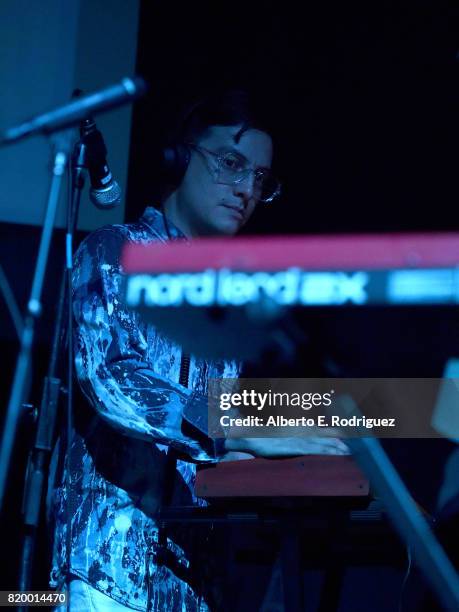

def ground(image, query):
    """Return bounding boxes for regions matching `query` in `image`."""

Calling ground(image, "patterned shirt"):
[49,207,238,610]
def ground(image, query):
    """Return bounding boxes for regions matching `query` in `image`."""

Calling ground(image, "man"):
[49,90,347,611]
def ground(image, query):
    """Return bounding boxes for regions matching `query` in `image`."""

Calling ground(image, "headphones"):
[159,94,209,186]
[160,142,192,186]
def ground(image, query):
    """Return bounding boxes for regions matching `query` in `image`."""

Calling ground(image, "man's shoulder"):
[78,215,164,257]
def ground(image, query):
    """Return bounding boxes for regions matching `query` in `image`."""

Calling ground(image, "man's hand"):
[219,451,254,462]
[224,436,349,457]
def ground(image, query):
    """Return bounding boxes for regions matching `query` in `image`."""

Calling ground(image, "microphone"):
[1,76,147,145]
[80,118,121,209]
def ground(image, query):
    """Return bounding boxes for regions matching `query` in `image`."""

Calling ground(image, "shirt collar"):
[140,206,187,241]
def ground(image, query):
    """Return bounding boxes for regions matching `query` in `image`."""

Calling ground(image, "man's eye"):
[221,155,245,171]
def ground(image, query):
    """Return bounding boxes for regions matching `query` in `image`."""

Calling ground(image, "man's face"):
[174,125,273,237]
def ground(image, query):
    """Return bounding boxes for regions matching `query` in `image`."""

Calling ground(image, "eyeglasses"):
[188,143,281,203]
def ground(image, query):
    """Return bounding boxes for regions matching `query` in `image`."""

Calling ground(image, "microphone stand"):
[15,136,87,602]
[0,84,143,601]
[0,132,73,512]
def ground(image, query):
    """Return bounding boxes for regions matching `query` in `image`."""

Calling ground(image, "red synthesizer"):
[122,233,459,307]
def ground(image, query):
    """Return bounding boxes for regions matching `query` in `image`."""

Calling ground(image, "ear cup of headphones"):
[161,143,191,185]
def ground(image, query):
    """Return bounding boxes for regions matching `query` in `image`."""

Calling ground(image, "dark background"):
[127,0,458,234]
[1,1,458,608]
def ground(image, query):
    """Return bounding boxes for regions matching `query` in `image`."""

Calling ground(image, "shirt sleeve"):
[72,226,217,462]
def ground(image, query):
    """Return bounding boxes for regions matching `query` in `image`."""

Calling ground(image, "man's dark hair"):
[170,88,273,146]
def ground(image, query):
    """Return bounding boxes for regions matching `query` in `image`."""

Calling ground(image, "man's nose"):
[233,172,256,203]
